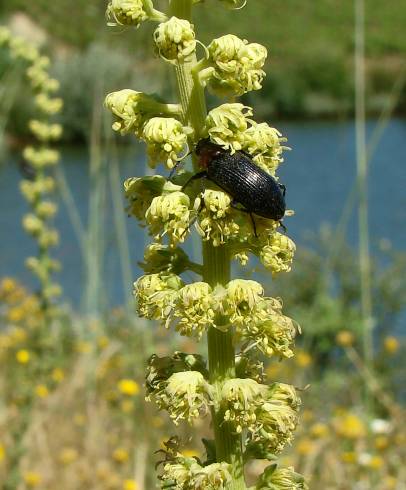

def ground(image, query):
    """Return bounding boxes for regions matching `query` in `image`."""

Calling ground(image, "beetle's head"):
[195,138,212,156]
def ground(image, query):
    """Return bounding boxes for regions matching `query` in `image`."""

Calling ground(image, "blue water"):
[0,118,405,309]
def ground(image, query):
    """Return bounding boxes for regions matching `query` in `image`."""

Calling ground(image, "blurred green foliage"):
[1,0,405,141]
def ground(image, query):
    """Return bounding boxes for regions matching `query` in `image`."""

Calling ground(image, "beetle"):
[180,138,286,235]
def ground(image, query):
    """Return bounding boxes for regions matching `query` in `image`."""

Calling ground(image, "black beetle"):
[181,138,286,235]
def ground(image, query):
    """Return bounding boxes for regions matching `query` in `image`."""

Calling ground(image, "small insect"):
[181,138,286,235]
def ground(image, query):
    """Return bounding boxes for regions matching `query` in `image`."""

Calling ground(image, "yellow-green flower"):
[146,191,191,245]
[142,117,189,169]
[173,282,215,338]
[204,103,253,152]
[154,17,196,62]
[106,0,148,27]
[203,34,267,96]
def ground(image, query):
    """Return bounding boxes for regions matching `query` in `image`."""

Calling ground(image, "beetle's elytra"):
[183,138,286,225]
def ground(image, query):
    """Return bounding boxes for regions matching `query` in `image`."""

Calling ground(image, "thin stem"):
[354,0,373,370]
[169,1,246,487]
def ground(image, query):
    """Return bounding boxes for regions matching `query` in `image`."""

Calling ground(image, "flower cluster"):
[105,1,306,488]
[199,34,267,96]
[1,27,63,309]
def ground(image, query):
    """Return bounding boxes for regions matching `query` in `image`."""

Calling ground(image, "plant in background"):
[105,1,307,489]
[0,26,64,489]
[0,26,63,315]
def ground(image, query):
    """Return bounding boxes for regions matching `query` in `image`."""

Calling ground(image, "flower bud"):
[256,464,308,490]
[194,190,240,246]
[22,214,43,236]
[124,175,167,222]
[38,228,59,248]
[250,386,299,454]
[260,232,296,274]
[29,120,62,142]
[146,191,191,245]
[142,117,188,169]
[23,147,59,169]
[221,378,266,433]
[204,103,253,152]
[205,34,267,96]
[241,299,297,358]
[140,243,190,274]
[35,94,63,115]
[154,17,196,62]
[153,370,211,424]
[161,458,231,490]
[134,273,183,324]
[224,279,264,326]
[106,0,148,27]
[173,282,215,339]
[243,122,287,175]
[35,201,58,220]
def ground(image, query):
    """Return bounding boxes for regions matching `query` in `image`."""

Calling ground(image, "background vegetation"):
[1,0,406,142]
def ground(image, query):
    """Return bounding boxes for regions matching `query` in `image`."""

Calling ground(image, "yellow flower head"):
[334,412,366,439]
[23,472,42,487]
[16,349,30,364]
[336,330,355,347]
[154,17,196,62]
[35,384,49,398]
[58,447,79,465]
[118,379,140,396]
[123,480,138,490]
[383,336,399,355]
[113,447,130,463]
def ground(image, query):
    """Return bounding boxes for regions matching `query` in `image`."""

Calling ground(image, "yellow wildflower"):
[374,435,389,450]
[23,471,42,487]
[0,277,17,294]
[296,438,315,456]
[35,384,49,398]
[7,306,25,323]
[295,350,312,368]
[341,451,357,464]
[0,443,5,462]
[58,447,79,465]
[384,336,399,355]
[334,413,366,439]
[118,379,140,396]
[75,341,92,353]
[123,480,138,490]
[113,447,130,463]
[336,330,355,347]
[16,349,30,364]
[51,368,65,383]
[368,455,384,470]
[98,335,110,349]
[310,422,329,439]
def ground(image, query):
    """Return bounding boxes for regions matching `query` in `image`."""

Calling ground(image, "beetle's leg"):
[230,200,258,238]
[278,183,286,197]
[249,212,258,238]
[169,150,192,180]
[278,220,287,233]
[181,171,207,191]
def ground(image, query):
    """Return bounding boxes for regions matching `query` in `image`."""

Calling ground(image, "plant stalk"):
[354,0,373,369]
[169,0,246,487]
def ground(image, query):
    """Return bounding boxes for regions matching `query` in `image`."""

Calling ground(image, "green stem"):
[354,0,373,371]
[169,1,246,487]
